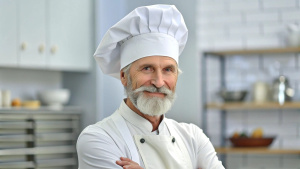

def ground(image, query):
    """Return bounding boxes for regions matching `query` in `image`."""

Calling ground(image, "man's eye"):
[165,67,173,72]
[143,66,152,71]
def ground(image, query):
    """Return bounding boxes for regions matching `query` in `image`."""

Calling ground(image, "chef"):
[77,4,225,169]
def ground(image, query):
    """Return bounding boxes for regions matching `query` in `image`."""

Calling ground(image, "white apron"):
[112,112,193,169]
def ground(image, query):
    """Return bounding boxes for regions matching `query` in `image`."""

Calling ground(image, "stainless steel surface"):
[219,90,248,102]
[0,107,81,169]
[271,75,294,105]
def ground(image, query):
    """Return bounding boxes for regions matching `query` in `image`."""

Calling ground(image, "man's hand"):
[116,157,143,169]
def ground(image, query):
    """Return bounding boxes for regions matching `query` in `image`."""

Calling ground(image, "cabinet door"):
[19,0,47,68]
[0,0,18,67]
[47,0,92,71]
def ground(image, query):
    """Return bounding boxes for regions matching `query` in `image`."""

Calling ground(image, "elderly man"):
[77,4,225,169]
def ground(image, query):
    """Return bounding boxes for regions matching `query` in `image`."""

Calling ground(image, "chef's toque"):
[94,4,188,79]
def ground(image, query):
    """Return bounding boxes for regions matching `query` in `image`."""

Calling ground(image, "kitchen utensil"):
[286,23,300,47]
[229,137,275,147]
[219,90,248,102]
[253,82,269,103]
[38,89,70,108]
[271,75,294,105]
[2,90,11,108]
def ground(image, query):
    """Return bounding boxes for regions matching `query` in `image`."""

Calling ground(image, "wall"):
[197,0,300,168]
[0,68,61,101]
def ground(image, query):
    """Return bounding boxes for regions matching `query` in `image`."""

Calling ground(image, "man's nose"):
[151,71,165,88]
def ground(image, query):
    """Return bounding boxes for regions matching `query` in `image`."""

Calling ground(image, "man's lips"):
[143,91,166,98]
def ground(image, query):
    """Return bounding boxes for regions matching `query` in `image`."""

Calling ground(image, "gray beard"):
[125,78,176,116]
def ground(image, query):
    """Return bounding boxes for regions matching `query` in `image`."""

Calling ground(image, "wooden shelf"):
[206,102,300,110]
[204,47,300,56]
[216,147,300,154]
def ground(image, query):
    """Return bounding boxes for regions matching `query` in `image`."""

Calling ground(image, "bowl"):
[219,90,248,102]
[38,89,70,108]
[229,137,275,147]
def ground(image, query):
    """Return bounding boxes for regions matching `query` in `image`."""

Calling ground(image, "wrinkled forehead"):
[130,55,178,67]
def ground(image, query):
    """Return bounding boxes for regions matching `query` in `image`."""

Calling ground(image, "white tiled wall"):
[197,0,300,168]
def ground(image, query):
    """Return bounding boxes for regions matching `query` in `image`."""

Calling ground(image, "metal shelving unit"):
[0,107,82,169]
[201,47,300,166]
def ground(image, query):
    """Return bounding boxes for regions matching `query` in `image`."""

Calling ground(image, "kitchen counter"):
[0,106,83,114]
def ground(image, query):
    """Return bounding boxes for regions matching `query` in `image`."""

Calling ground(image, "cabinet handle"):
[39,44,45,53]
[50,45,58,54]
[21,42,27,51]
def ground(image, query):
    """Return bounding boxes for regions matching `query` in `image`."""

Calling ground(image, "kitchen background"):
[0,0,300,169]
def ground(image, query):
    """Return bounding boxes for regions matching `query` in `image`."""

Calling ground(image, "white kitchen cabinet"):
[19,0,47,68]
[46,0,92,71]
[0,0,92,72]
[0,0,18,67]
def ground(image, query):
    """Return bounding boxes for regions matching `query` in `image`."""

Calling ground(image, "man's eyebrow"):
[165,64,177,69]
[138,64,153,69]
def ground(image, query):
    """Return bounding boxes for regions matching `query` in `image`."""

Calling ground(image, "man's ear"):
[120,71,127,86]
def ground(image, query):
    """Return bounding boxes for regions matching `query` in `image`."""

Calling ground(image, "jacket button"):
[172,137,175,143]
[140,138,145,143]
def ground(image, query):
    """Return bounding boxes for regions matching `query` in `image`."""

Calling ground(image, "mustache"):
[133,85,173,95]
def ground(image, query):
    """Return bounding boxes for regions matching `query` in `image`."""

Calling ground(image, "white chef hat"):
[94,4,188,79]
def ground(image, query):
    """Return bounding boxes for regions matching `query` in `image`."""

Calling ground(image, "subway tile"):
[282,68,300,83]
[262,23,286,36]
[213,12,243,24]
[226,154,245,169]
[208,133,222,146]
[198,39,215,51]
[282,154,300,168]
[228,24,261,37]
[227,110,246,124]
[213,37,244,50]
[262,53,297,71]
[262,0,297,9]
[228,0,260,12]
[246,109,280,124]
[199,26,228,39]
[198,0,227,13]
[198,1,300,168]
[293,81,300,101]
[282,137,300,148]
[225,55,260,70]
[245,154,281,168]
[245,11,279,23]
[207,109,223,123]
[281,10,300,22]
[245,35,281,48]
[206,83,222,102]
[298,53,300,69]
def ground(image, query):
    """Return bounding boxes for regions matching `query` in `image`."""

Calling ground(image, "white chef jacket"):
[77,100,225,169]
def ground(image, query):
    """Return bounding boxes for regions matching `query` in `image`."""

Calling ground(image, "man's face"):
[122,56,179,116]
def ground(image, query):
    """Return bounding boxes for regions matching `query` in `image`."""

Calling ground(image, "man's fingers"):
[120,157,138,164]
[116,160,130,166]
[116,157,143,169]
[120,157,132,162]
